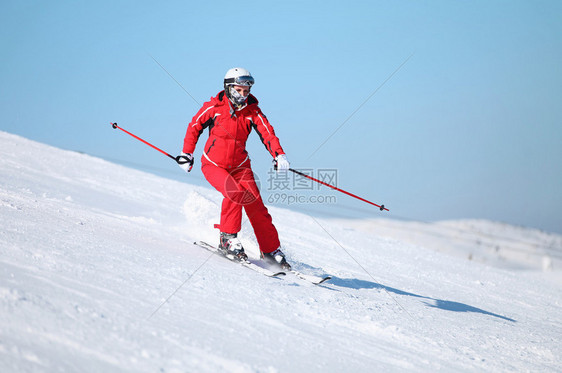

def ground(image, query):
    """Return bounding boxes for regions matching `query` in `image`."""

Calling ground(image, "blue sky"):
[1,0,561,233]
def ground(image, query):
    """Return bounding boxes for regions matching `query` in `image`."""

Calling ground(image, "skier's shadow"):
[329,277,516,322]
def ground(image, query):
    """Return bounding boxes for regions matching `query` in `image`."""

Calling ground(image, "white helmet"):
[224,67,254,106]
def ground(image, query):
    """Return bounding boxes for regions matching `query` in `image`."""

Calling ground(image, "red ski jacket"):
[183,91,285,169]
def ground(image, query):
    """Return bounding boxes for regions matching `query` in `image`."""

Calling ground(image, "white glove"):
[176,152,194,173]
[273,154,290,172]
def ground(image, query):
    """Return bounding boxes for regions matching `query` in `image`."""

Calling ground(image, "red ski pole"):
[111,122,387,211]
[110,122,178,162]
[289,168,389,212]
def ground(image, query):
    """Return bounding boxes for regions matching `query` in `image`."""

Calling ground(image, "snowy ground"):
[1,130,561,372]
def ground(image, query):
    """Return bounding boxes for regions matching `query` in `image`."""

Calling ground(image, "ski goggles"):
[225,75,255,87]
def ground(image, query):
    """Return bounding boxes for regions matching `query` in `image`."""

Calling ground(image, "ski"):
[260,257,331,285]
[193,241,330,284]
[290,270,331,285]
[193,241,286,278]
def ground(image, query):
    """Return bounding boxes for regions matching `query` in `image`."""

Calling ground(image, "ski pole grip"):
[111,122,118,129]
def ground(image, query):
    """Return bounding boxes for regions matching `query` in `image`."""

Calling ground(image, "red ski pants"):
[202,161,280,254]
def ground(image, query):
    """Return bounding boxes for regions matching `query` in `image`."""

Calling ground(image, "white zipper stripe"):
[236,155,249,168]
[203,152,249,169]
[203,151,219,167]
[192,105,215,127]
[258,114,271,134]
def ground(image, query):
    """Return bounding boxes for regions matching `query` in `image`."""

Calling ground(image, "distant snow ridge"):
[349,217,562,274]
[438,219,562,271]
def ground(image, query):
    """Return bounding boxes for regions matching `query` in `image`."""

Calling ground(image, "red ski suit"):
[183,91,285,254]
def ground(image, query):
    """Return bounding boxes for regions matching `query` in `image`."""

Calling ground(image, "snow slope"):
[1,131,561,372]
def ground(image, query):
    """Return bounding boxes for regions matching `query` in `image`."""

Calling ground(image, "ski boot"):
[219,232,248,262]
[262,247,291,270]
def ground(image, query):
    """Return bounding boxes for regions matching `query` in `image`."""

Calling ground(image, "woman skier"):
[177,67,291,270]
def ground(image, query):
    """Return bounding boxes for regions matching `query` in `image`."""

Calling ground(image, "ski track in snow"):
[1,131,561,372]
